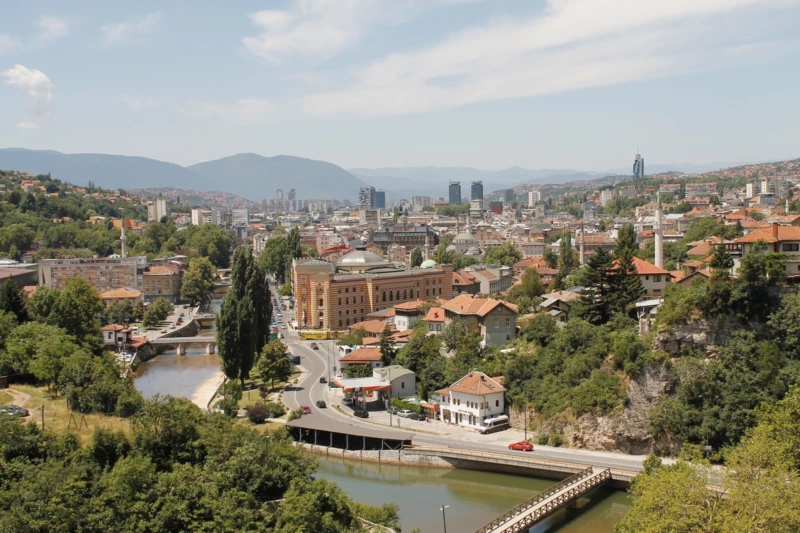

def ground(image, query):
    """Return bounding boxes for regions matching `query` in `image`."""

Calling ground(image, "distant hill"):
[0,149,365,202]
[187,153,366,201]
[131,187,259,210]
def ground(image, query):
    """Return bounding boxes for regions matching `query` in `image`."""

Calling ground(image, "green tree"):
[378,326,397,366]
[709,245,734,278]
[51,276,105,351]
[768,292,800,360]
[0,279,28,323]
[483,241,522,267]
[573,248,616,324]
[257,340,292,391]
[554,230,577,288]
[506,267,545,312]
[543,248,559,269]
[410,247,424,268]
[441,316,470,352]
[181,257,215,308]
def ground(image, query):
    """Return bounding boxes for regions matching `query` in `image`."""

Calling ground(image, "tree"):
[709,245,734,278]
[340,327,366,346]
[0,279,28,323]
[410,248,424,268]
[768,292,800,360]
[484,241,522,267]
[378,326,396,366]
[506,267,545,312]
[573,248,616,324]
[612,224,644,311]
[257,340,292,391]
[441,316,470,352]
[51,276,105,351]
[181,257,215,308]
[554,230,577,289]
[543,248,559,269]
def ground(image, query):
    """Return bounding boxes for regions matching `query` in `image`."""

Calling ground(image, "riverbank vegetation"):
[0,395,402,532]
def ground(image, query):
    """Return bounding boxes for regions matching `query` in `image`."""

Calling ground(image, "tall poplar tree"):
[0,279,28,323]
[613,223,644,310]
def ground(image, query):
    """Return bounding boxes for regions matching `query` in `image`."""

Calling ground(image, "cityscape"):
[2,2,800,532]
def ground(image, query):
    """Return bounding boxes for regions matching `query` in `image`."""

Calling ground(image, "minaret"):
[579,221,586,266]
[120,213,128,258]
[654,194,664,269]
[466,211,472,235]
[424,230,430,260]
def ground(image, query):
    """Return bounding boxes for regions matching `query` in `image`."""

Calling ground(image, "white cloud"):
[37,16,70,42]
[102,12,161,44]
[2,64,54,128]
[0,34,21,55]
[118,96,159,110]
[243,0,434,63]
[301,0,794,118]
[176,98,273,124]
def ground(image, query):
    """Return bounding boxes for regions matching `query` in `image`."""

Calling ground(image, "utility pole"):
[440,505,449,533]
[524,401,528,441]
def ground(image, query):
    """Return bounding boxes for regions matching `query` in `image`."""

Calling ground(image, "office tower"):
[633,152,645,180]
[502,189,515,205]
[231,209,249,226]
[359,186,376,209]
[471,181,483,201]
[528,191,541,206]
[449,181,461,205]
[375,189,386,209]
[146,197,168,222]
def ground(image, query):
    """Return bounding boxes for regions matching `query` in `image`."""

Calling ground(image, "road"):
[274,288,647,473]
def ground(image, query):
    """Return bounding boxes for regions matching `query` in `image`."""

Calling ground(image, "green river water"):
[313,454,632,532]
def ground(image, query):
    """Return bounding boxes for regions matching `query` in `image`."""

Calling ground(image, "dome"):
[420,259,437,269]
[336,250,389,267]
[446,244,456,252]
[453,232,478,243]
[466,246,481,255]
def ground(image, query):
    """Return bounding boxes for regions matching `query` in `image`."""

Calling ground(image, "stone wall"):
[298,443,454,468]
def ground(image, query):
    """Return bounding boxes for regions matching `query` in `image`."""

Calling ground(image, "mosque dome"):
[337,249,389,267]
[420,259,437,269]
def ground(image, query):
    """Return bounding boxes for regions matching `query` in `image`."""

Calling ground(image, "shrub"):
[287,408,302,421]
[264,401,286,418]
[548,434,563,447]
[537,435,549,445]
[247,402,269,424]
[390,398,421,413]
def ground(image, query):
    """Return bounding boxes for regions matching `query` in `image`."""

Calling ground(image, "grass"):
[11,385,132,446]
[238,368,301,408]
[0,390,13,405]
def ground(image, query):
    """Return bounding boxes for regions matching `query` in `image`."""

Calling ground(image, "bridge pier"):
[205,343,215,355]
[176,344,185,356]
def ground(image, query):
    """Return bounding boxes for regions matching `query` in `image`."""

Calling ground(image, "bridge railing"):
[473,466,595,533]
[405,445,590,472]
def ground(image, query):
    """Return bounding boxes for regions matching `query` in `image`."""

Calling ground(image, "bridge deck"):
[150,336,216,344]
[475,467,611,533]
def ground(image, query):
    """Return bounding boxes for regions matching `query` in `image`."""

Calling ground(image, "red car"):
[301,406,312,415]
[508,441,534,451]
[310,343,319,350]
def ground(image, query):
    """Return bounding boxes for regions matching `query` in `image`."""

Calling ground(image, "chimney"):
[772,222,779,239]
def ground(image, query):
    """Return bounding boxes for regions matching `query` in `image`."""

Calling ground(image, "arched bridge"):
[150,336,217,354]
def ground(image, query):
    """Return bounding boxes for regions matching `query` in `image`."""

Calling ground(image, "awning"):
[333,377,392,392]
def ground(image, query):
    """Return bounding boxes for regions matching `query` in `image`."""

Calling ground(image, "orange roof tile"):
[348,319,395,335]
[441,294,518,317]
[100,288,142,299]
[629,256,671,276]
[423,307,445,322]
[393,300,426,311]
[735,224,800,244]
[340,347,383,363]
[448,371,506,395]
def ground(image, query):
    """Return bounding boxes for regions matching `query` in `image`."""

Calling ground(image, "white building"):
[527,190,541,206]
[601,189,615,206]
[191,208,224,226]
[373,365,416,399]
[231,208,249,227]
[437,371,506,430]
[147,197,168,223]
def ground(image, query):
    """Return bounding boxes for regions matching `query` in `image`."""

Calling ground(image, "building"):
[393,301,425,331]
[231,208,250,227]
[761,178,789,199]
[501,189,516,205]
[471,181,484,201]
[373,365,416,399]
[465,265,513,294]
[437,371,506,429]
[600,189,615,206]
[628,256,671,298]
[451,271,481,295]
[411,196,432,211]
[633,152,645,179]
[39,257,145,293]
[359,187,376,209]
[375,190,386,209]
[143,264,182,303]
[539,289,582,322]
[358,209,382,226]
[291,250,453,331]
[423,306,445,333]
[528,191,541,206]
[441,294,518,346]
[99,288,142,305]
[101,324,133,350]
[147,197,168,223]
[449,181,461,205]
[191,208,224,226]
[339,347,385,370]
[371,224,437,252]
[735,223,800,278]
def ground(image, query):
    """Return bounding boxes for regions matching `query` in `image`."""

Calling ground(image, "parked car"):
[353,410,369,418]
[301,406,312,415]
[397,410,413,418]
[168,325,176,330]
[161,329,167,333]
[408,412,426,421]
[1,405,29,417]
[316,400,327,408]
[386,406,399,415]
[342,397,354,405]
[508,441,534,452]
[319,376,327,383]
[311,343,319,350]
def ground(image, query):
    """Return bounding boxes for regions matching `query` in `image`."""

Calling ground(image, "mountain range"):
[0,147,761,203]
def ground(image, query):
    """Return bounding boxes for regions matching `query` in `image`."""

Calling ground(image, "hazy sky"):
[1,0,799,171]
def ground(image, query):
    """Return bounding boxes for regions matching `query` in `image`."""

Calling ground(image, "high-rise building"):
[231,209,249,226]
[375,190,386,209]
[502,189,515,205]
[288,189,296,202]
[448,181,461,205]
[39,257,147,293]
[633,152,645,180]
[601,189,615,206]
[471,181,483,201]
[527,191,541,206]
[359,186,376,209]
[147,197,168,222]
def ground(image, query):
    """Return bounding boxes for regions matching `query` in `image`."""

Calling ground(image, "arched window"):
[382,291,386,302]
[396,290,401,301]
[403,289,407,299]
[389,291,393,302]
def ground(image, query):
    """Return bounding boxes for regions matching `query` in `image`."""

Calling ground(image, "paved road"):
[276,297,647,473]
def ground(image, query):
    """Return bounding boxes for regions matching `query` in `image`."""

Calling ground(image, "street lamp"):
[440,505,449,533]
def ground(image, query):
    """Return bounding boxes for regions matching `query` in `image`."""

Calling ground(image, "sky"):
[1,0,800,171]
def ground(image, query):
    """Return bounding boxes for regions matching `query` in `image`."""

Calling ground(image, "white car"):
[397,410,413,418]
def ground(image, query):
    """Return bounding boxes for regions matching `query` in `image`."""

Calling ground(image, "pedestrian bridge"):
[150,336,216,354]
[474,466,612,533]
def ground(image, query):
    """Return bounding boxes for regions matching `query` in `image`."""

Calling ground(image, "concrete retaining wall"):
[132,319,202,368]
[299,443,455,469]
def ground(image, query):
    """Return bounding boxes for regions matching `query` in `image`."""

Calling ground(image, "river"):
[314,455,631,532]
[133,299,223,408]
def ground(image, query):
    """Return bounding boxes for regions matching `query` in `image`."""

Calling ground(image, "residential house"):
[735,223,800,277]
[339,347,386,370]
[628,256,671,298]
[393,301,425,331]
[423,306,445,333]
[452,271,481,295]
[373,365,416,399]
[101,324,133,350]
[539,289,582,322]
[143,265,182,303]
[436,371,506,430]
[464,265,513,294]
[441,294,518,346]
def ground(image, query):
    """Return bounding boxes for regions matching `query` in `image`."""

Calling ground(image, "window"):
[494,320,499,328]
[495,400,499,407]
[784,243,800,252]
[361,296,364,303]
[645,275,649,281]
[654,275,661,282]
[319,299,323,307]
[401,382,405,389]
[505,318,510,327]
[338,298,341,305]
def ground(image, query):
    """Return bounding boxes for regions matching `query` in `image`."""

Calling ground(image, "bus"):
[298,329,346,341]
[478,415,510,434]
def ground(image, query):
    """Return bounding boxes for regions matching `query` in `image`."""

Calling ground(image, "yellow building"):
[292,250,453,330]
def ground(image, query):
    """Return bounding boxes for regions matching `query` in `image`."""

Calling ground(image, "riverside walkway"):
[474,466,612,533]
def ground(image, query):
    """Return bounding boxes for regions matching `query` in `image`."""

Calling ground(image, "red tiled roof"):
[735,223,800,244]
[441,294,518,317]
[629,256,671,276]
[348,319,395,335]
[423,307,445,322]
[448,371,506,395]
[340,347,382,363]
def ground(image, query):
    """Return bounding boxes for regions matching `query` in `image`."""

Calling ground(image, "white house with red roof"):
[436,371,506,429]
[628,256,671,298]
[441,294,518,346]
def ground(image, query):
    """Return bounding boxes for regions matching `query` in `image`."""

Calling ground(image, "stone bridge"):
[150,336,217,354]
